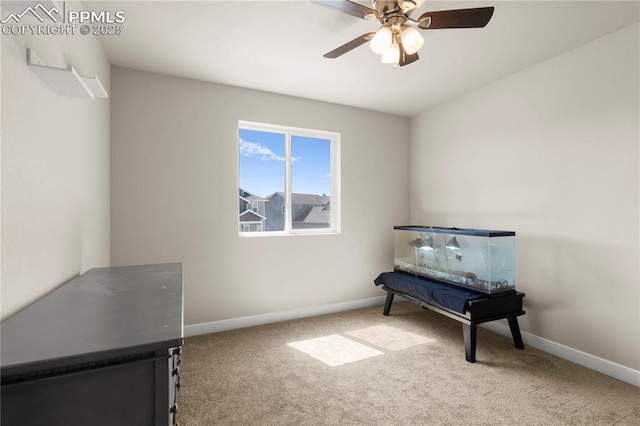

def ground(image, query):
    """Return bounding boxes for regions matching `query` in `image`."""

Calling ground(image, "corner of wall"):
[1,10,111,320]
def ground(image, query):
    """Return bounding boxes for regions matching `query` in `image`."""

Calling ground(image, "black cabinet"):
[1,263,184,426]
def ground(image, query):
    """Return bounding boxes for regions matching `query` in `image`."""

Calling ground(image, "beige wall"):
[410,24,639,370]
[1,17,111,319]
[110,67,409,326]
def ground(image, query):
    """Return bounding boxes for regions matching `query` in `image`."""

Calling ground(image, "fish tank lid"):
[394,226,515,237]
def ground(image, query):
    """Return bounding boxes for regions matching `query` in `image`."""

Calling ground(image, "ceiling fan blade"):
[312,0,380,20]
[399,45,419,67]
[323,32,375,59]
[417,7,494,30]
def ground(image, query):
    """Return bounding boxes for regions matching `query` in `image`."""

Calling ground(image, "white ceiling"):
[93,0,639,117]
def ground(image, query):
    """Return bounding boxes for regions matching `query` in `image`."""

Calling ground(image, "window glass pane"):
[239,129,285,232]
[291,136,331,230]
[238,121,339,235]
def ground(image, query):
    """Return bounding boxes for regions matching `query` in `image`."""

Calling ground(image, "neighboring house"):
[239,188,267,232]
[246,195,267,217]
[300,202,331,229]
[265,192,330,231]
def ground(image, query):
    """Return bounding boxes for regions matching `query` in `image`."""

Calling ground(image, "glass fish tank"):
[394,226,516,294]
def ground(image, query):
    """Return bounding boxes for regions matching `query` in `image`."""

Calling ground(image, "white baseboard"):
[184,296,639,388]
[184,295,388,337]
[481,321,640,387]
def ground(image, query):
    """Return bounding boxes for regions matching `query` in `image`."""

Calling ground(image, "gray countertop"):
[1,263,183,376]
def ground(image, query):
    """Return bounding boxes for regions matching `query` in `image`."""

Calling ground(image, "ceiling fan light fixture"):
[381,42,400,64]
[314,1,494,68]
[370,26,393,55]
[400,26,424,55]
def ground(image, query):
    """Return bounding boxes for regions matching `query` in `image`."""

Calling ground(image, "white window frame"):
[238,120,341,236]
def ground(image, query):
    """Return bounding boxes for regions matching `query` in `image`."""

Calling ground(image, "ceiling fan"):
[312,0,494,67]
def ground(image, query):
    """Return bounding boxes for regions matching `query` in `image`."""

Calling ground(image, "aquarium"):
[393,226,516,294]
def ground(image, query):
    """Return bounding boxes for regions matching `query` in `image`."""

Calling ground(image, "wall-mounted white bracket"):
[27,48,93,99]
[81,75,108,99]
[26,48,108,99]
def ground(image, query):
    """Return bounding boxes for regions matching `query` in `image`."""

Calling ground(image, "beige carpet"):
[178,302,640,425]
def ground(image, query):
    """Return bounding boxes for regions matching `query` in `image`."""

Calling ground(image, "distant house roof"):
[271,192,330,206]
[239,188,253,198]
[302,205,330,224]
[246,195,268,202]
[239,210,265,221]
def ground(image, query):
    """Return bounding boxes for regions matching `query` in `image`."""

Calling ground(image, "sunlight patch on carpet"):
[287,334,384,367]
[345,325,435,351]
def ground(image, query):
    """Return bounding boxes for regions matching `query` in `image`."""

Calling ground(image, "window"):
[238,121,340,235]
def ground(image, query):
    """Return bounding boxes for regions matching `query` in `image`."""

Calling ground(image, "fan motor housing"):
[373,1,416,26]
[373,0,403,16]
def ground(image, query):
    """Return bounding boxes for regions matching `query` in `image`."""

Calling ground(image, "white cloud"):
[239,138,284,162]
[239,138,301,162]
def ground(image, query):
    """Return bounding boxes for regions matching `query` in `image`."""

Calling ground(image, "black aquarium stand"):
[1,263,184,426]
[375,272,525,362]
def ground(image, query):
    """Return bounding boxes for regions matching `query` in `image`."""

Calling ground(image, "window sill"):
[239,230,340,238]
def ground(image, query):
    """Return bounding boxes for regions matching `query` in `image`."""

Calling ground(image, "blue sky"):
[239,129,331,199]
